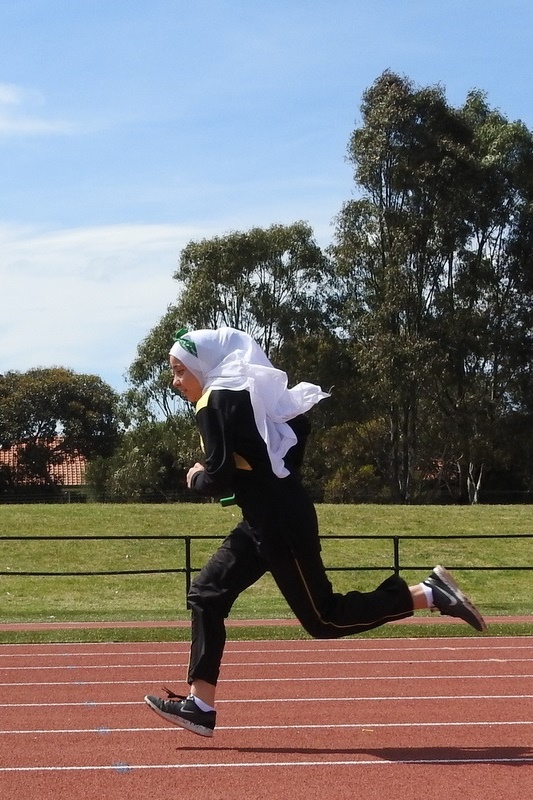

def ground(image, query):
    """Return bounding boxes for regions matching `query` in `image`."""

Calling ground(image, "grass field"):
[0,503,531,638]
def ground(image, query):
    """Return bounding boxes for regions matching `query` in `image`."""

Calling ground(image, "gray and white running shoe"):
[423,565,487,632]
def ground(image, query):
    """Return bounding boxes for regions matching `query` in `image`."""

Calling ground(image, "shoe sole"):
[144,695,214,737]
[434,565,487,632]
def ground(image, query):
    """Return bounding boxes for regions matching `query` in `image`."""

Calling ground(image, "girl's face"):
[169,355,204,403]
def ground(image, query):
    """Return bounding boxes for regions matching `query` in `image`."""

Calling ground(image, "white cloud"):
[0,115,76,135]
[0,222,213,390]
[0,83,27,104]
[0,82,75,136]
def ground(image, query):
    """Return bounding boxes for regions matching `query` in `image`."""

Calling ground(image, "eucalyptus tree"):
[332,71,475,501]
[332,72,533,503]
[0,368,119,487]
[430,91,533,501]
[173,221,328,357]
[127,221,330,422]
[85,416,200,502]
[126,303,188,424]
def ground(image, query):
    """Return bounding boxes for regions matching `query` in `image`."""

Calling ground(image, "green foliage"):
[0,367,119,452]
[125,222,333,423]
[331,71,533,503]
[174,221,328,352]
[324,464,386,503]
[0,368,120,491]
[126,303,185,422]
[85,417,200,502]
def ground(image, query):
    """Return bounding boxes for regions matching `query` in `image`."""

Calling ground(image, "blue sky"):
[1,0,532,393]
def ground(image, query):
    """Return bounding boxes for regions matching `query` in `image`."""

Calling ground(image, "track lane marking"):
[1,693,532,708]
[0,720,532,735]
[1,642,532,660]
[2,656,533,671]
[1,756,533,772]
[1,674,533,688]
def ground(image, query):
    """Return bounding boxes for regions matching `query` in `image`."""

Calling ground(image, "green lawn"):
[0,503,531,633]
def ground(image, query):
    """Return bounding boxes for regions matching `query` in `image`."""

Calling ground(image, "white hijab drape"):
[169,327,330,478]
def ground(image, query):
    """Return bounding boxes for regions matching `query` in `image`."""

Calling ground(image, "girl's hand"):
[186,462,205,488]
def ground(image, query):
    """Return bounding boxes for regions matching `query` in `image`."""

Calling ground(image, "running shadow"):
[177,744,533,766]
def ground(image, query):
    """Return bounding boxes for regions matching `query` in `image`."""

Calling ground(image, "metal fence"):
[0,533,531,601]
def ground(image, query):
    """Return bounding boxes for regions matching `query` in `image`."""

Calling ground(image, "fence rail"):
[1,533,531,600]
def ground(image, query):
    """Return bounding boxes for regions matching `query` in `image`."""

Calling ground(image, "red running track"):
[0,636,532,799]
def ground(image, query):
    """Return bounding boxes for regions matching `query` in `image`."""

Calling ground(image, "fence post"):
[393,536,400,575]
[185,536,192,609]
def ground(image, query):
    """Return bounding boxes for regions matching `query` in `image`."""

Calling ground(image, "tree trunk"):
[467,462,484,505]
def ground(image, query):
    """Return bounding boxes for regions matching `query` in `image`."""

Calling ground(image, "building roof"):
[0,439,87,486]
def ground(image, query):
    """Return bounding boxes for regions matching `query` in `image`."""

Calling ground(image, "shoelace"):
[162,686,187,701]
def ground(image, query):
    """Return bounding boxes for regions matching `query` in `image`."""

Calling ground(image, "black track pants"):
[186,522,414,686]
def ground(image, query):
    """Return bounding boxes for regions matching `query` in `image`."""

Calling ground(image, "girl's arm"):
[188,395,236,498]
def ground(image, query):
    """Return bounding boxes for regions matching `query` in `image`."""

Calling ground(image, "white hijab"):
[169,327,330,478]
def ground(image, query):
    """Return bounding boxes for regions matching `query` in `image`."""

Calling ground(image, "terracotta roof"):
[0,439,87,486]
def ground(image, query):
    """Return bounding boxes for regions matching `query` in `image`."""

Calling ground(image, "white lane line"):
[0,650,189,659]
[204,673,533,683]
[2,657,532,671]
[0,635,531,649]
[1,693,532,708]
[1,643,532,660]
[0,720,532,735]
[1,674,533,688]
[1,756,533,773]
